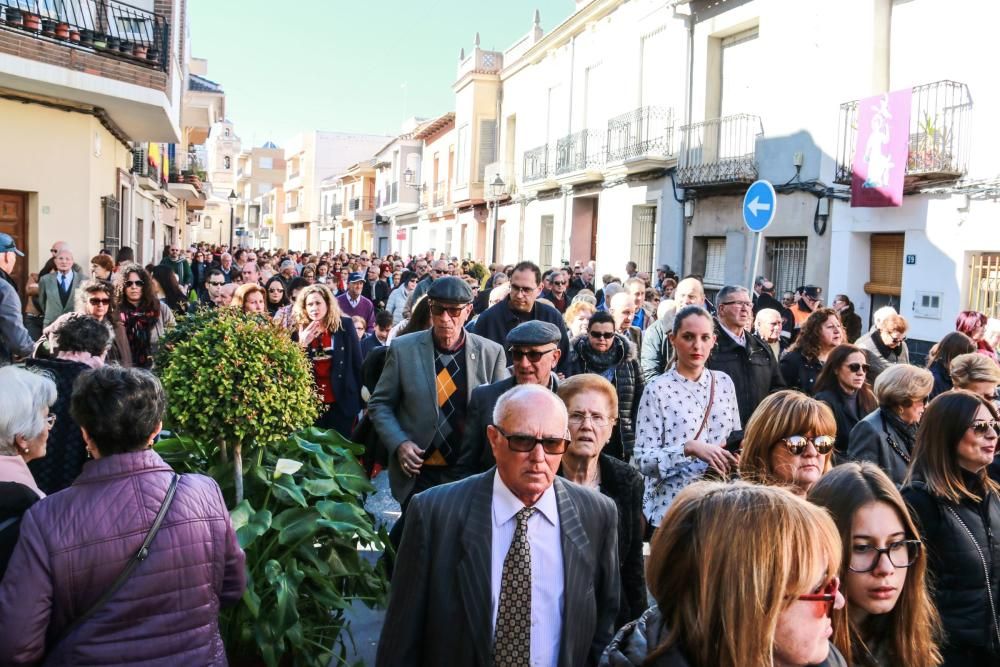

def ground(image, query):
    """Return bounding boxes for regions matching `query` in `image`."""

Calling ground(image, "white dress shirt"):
[491,471,564,667]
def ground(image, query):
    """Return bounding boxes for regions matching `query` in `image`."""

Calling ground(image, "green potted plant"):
[4,7,23,27]
[155,308,389,666]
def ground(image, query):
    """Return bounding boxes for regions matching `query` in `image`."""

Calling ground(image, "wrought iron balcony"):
[834,80,972,189]
[433,181,447,207]
[522,145,550,184]
[676,114,762,187]
[350,195,375,220]
[555,130,605,175]
[330,202,343,217]
[606,107,674,163]
[0,0,169,71]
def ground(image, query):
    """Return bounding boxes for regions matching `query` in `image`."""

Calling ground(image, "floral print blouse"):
[633,367,741,526]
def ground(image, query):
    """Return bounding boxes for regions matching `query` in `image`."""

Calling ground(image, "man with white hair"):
[640,277,707,381]
[754,308,784,361]
[609,291,642,350]
[37,248,86,327]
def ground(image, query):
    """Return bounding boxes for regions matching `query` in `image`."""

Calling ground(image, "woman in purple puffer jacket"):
[0,366,246,666]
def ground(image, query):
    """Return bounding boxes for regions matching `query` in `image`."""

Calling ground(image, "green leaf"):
[331,456,374,495]
[230,500,272,550]
[303,477,340,496]
[243,577,261,618]
[272,473,308,508]
[272,507,321,545]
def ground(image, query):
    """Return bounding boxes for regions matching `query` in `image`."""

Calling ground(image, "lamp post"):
[489,174,505,263]
[228,190,237,249]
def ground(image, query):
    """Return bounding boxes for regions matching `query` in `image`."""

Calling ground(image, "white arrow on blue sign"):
[742,180,777,232]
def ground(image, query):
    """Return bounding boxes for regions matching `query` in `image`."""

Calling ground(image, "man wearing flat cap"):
[368,276,509,546]
[337,271,376,333]
[456,320,563,477]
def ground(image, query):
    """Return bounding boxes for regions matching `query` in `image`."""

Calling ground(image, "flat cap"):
[348,271,365,283]
[506,320,562,347]
[427,276,473,304]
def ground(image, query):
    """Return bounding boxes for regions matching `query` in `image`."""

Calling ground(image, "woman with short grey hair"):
[0,366,56,575]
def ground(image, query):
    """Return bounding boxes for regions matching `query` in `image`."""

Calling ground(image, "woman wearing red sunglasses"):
[902,391,1000,666]
[810,462,941,667]
[601,481,846,667]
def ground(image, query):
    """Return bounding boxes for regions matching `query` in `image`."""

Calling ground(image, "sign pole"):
[748,231,762,293]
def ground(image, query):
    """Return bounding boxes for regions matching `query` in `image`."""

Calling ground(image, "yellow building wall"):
[0,99,132,272]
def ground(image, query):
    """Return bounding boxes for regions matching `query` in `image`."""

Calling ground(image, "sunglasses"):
[508,285,535,294]
[849,540,922,573]
[430,303,467,317]
[551,280,568,286]
[88,297,111,306]
[777,435,836,456]
[124,280,145,288]
[495,427,568,455]
[268,288,285,293]
[208,281,226,287]
[846,362,870,374]
[970,419,1000,437]
[589,331,615,340]
[511,348,556,363]
[797,577,840,618]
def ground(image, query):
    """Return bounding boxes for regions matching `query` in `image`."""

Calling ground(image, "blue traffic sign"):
[743,180,777,232]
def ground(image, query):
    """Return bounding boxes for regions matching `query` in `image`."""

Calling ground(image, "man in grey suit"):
[368,275,508,507]
[376,384,620,667]
[37,248,86,327]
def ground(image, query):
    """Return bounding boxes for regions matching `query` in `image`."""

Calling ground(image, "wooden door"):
[0,191,27,302]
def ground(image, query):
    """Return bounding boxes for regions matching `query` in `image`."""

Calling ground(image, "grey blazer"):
[368,330,508,501]
[37,270,86,327]
[376,471,621,667]
[848,409,912,486]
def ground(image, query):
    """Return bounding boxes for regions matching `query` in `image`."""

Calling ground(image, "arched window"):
[224,155,231,170]
[203,216,212,230]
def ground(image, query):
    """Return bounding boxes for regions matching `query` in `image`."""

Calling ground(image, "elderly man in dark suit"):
[368,276,508,509]
[376,384,620,667]
[457,320,561,477]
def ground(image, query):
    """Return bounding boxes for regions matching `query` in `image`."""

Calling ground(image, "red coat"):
[0,449,245,665]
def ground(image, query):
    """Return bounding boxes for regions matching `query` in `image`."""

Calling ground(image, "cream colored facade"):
[413,113,459,257]
[236,143,285,248]
[321,160,377,254]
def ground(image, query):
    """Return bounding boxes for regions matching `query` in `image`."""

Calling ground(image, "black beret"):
[506,320,562,347]
[427,276,473,304]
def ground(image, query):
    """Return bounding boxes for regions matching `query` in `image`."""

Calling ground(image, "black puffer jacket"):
[566,333,644,461]
[780,349,824,395]
[903,474,1000,664]
[708,320,785,426]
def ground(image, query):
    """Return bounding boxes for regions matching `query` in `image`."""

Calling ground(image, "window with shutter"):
[539,216,554,266]
[866,234,904,296]
[704,238,726,287]
[629,206,657,274]
[766,237,808,296]
[477,119,497,183]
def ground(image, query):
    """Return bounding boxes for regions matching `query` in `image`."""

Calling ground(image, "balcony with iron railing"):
[0,0,169,70]
[330,202,343,217]
[676,113,762,188]
[555,129,606,182]
[349,195,375,220]
[522,145,550,185]
[606,106,675,167]
[834,80,972,190]
[433,181,447,207]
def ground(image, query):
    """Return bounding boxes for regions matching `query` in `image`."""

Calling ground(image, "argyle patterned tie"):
[493,506,535,666]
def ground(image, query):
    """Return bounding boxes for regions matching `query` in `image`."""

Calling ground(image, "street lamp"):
[402,167,424,192]
[228,190,237,249]
[489,174,505,263]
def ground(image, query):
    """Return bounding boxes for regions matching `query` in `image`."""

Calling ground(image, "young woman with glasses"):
[739,390,836,496]
[847,363,934,486]
[633,306,741,527]
[814,344,878,460]
[902,391,1000,666]
[602,481,847,667]
[564,311,644,462]
[114,263,174,369]
[809,462,942,667]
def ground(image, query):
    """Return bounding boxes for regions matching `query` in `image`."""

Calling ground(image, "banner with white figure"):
[851,89,912,207]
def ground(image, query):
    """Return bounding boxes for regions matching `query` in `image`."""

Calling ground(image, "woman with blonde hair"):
[902,391,1000,665]
[230,283,267,315]
[739,389,837,496]
[848,363,934,485]
[809,462,941,667]
[563,299,596,338]
[950,351,1000,406]
[291,284,362,437]
[601,481,847,667]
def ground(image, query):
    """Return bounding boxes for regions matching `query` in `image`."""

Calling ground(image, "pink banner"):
[851,89,912,207]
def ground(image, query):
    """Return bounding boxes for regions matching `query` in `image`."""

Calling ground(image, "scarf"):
[883,409,918,453]
[121,301,158,369]
[578,335,625,376]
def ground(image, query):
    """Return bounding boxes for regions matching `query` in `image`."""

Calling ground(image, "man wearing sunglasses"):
[377,384,619,667]
[369,276,508,525]
[189,269,229,312]
[458,321,563,476]
[405,258,448,312]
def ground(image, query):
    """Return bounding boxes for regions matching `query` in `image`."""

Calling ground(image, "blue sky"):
[188,0,573,147]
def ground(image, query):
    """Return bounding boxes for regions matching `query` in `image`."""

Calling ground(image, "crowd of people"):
[1,228,1000,665]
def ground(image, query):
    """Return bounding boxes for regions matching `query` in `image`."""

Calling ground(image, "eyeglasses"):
[776,435,836,455]
[551,280,568,286]
[511,348,556,362]
[568,411,611,427]
[797,577,840,618]
[845,362,870,374]
[509,284,535,294]
[88,297,111,306]
[721,301,753,309]
[45,414,57,428]
[849,540,922,573]
[124,280,145,288]
[430,303,467,318]
[970,419,1000,437]
[589,331,615,340]
[495,427,568,455]
[208,281,226,287]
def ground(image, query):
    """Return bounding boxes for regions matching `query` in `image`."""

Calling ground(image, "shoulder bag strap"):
[46,473,180,654]
[692,371,716,442]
